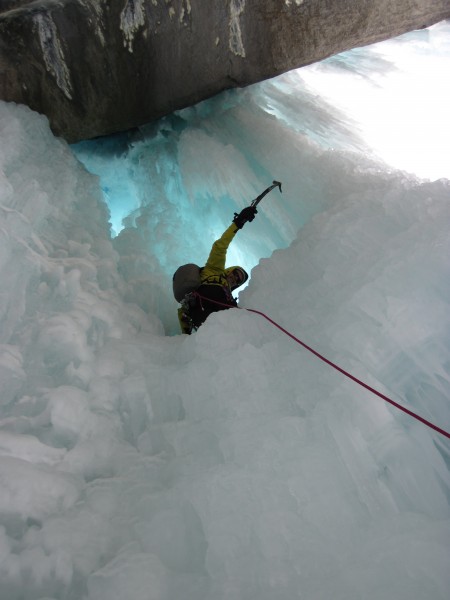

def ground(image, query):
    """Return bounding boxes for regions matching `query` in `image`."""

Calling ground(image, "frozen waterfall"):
[0,20,449,600]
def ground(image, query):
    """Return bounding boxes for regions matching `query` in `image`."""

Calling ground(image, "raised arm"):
[201,224,238,277]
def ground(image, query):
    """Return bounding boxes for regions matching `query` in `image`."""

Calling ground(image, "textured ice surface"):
[0,22,449,600]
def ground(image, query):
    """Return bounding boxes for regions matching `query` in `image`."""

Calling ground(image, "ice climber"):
[173,205,257,334]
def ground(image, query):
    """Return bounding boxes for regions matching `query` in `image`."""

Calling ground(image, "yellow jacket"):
[200,223,239,284]
[177,223,239,333]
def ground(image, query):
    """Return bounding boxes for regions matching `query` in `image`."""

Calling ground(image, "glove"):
[233,206,258,229]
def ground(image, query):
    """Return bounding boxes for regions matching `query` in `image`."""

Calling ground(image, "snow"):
[0,20,449,600]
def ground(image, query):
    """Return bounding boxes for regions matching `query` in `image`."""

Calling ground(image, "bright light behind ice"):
[73,22,450,249]
[1,20,450,600]
[300,23,450,180]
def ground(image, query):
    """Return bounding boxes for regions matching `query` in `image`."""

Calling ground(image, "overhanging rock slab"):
[1,0,449,142]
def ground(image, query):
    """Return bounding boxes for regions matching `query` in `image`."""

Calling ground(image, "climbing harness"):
[194,292,450,440]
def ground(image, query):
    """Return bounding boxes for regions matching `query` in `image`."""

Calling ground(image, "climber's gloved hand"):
[233,206,258,229]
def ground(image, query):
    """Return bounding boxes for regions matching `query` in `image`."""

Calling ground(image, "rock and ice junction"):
[0,21,449,600]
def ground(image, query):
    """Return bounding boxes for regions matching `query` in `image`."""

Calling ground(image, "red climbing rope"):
[194,293,450,440]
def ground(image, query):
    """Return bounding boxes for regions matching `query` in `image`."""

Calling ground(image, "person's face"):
[227,268,245,288]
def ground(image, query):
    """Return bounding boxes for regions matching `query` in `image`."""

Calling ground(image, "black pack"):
[172,263,202,302]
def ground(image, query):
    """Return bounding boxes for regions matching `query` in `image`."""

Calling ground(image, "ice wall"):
[73,22,450,334]
[0,21,449,600]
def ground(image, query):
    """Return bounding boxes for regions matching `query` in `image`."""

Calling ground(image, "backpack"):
[172,263,202,302]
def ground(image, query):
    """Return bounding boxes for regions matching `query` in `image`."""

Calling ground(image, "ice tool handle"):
[251,180,282,208]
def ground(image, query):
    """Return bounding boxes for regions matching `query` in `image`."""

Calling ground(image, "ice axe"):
[250,180,282,208]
